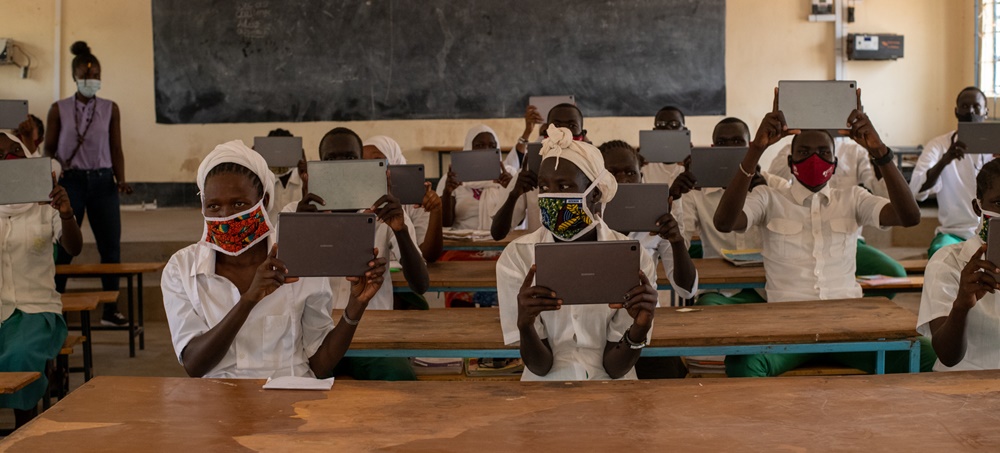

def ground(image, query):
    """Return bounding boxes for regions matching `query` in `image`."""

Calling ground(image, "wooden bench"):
[0,372,40,395]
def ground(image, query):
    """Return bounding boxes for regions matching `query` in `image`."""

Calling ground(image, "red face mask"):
[2,153,22,160]
[789,154,836,188]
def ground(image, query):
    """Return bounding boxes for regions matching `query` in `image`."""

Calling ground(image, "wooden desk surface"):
[899,259,928,274]
[443,230,531,249]
[342,298,915,350]
[60,293,101,312]
[55,262,165,276]
[6,372,1000,451]
[0,372,40,395]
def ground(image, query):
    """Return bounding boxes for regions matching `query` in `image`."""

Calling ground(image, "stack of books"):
[466,358,524,377]
[721,249,764,267]
[411,358,464,376]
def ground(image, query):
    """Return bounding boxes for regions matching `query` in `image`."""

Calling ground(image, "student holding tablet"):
[161,141,387,380]
[714,89,935,376]
[918,159,1000,371]
[643,106,697,201]
[497,127,658,381]
[910,87,994,258]
[0,132,81,428]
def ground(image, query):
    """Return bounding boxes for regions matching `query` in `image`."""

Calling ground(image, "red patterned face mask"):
[202,199,273,256]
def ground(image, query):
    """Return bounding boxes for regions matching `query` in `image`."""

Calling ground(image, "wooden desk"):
[0,372,40,395]
[60,291,117,381]
[443,230,531,251]
[8,372,998,451]
[56,262,165,357]
[342,298,921,373]
[900,258,928,274]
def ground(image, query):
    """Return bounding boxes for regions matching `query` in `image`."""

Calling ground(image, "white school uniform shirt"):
[909,131,992,239]
[161,240,336,379]
[0,204,63,323]
[741,180,888,302]
[267,170,303,225]
[435,176,523,231]
[682,188,763,260]
[917,237,1000,371]
[643,162,684,186]
[497,222,658,381]
[280,201,421,311]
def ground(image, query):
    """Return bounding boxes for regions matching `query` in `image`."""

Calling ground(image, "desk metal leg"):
[126,275,135,358]
[875,349,886,375]
[138,273,145,350]
[908,339,921,373]
[81,311,93,381]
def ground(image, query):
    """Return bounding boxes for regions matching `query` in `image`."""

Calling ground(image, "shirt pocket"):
[765,218,803,258]
[25,224,54,257]
[260,314,294,370]
[829,218,856,257]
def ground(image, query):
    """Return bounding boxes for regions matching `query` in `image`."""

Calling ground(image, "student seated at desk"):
[713,90,936,376]
[642,106,697,201]
[262,128,306,225]
[0,131,81,428]
[918,159,1000,371]
[493,103,587,241]
[161,141,388,380]
[910,87,994,258]
[363,135,444,263]
[498,127,659,381]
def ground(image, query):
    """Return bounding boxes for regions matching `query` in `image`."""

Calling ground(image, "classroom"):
[2,0,999,450]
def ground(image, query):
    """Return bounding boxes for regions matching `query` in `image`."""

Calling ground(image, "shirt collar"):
[958,236,986,262]
[189,233,276,278]
[789,179,831,205]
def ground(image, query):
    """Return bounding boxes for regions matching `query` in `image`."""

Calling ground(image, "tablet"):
[306,160,388,211]
[450,149,503,183]
[534,240,642,305]
[0,100,28,130]
[690,146,749,188]
[253,136,303,168]
[639,130,691,163]
[0,158,52,206]
[957,122,1000,154]
[388,164,426,205]
[778,80,857,130]
[529,95,576,122]
[524,142,543,175]
[603,184,671,233]
[277,212,377,278]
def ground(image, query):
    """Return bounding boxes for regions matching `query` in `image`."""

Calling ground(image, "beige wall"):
[0,0,975,182]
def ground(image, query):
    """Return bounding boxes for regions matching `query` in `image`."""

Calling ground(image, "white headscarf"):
[197,140,276,211]
[363,135,406,165]
[463,125,499,151]
[539,127,617,202]
[0,132,49,216]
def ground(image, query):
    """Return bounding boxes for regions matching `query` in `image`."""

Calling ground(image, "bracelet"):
[621,327,647,350]
[517,137,529,145]
[60,213,75,220]
[738,163,754,178]
[871,147,894,166]
[341,311,360,326]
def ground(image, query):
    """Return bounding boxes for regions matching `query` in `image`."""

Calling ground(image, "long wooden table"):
[0,372,40,395]
[341,298,922,374]
[392,258,925,294]
[6,372,999,451]
[56,262,166,357]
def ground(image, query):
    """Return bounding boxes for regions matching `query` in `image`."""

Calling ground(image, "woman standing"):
[45,41,132,326]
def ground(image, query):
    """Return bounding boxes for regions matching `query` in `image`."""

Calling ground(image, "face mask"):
[976,200,1000,243]
[789,154,836,189]
[3,153,22,160]
[202,198,273,256]
[538,176,602,241]
[76,79,101,98]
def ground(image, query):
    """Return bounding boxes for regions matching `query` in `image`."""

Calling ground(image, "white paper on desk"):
[263,376,335,390]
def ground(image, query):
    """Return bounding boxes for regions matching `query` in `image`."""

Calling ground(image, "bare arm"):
[44,104,60,159]
[603,273,656,379]
[517,265,558,375]
[109,103,132,193]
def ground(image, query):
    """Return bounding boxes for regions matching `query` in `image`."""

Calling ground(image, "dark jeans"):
[55,169,122,313]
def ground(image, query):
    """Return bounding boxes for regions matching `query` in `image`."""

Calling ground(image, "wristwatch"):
[622,327,647,350]
[871,147,894,166]
[517,137,529,145]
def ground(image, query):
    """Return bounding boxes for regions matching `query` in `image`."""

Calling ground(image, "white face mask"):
[76,79,101,98]
[201,198,273,256]
[538,174,602,242]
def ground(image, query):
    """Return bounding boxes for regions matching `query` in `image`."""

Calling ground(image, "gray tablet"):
[524,142,543,175]
[690,146,749,188]
[778,80,857,130]
[0,158,52,205]
[529,95,576,122]
[639,130,691,163]
[306,160,388,211]
[388,164,426,205]
[253,136,303,167]
[277,212,377,278]
[957,122,1000,154]
[603,183,671,233]
[534,241,642,305]
[451,149,503,182]
[0,100,28,130]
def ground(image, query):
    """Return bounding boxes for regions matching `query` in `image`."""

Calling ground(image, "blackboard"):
[152,0,725,124]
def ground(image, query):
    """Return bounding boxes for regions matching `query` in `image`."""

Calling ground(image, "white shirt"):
[497,223,658,381]
[161,241,336,379]
[642,162,685,186]
[909,131,992,238]
[435,180,520,231]
[742,181,888,302]
[917,238,1000,371]
[267,170,303,225]
[0,204,63,323]
[682,188,763,259]
[769,139,888,197]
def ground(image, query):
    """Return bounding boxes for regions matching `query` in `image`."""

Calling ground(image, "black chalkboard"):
[152,0,725,124]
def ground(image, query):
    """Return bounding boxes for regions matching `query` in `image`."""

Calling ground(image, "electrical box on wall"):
[847,34,904,60]
[0,39,11,65]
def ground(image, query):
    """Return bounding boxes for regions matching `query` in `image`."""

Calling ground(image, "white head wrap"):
[2,131,40,158]
[463,125,499,151]
[197,140,276,211]
[539,127,617,202]
[363,135,406,165]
